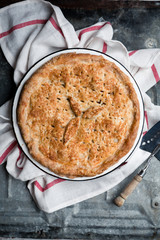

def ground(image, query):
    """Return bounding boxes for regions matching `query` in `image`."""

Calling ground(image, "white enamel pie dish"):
[12,48,144,181]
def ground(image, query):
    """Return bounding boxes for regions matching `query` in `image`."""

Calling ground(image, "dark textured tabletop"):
[1,1,160,239]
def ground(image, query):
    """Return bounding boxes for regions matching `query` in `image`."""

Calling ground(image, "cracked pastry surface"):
[17,53,140,178]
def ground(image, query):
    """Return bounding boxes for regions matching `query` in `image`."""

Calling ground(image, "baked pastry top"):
[17,53,140,178]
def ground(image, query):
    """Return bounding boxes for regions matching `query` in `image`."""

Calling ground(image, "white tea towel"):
[0,0,160,213]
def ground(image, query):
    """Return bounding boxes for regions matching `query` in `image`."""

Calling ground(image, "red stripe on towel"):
[143,131,147,136]
[129,50,137,56]
[78,22,111,40]
[49,17,64,38]
[0,141,17,164]
[0,19,47,39]
[151,64,160,83]
[102,42,107,53]
[118,161,127,168]
[34,178,65,192]
[144,111,149,130]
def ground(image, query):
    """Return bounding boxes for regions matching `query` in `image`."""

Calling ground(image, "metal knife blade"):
[140,121,160,160]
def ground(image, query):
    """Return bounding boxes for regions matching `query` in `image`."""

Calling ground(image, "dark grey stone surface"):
[62,7,160,50]
[0,49,16,106]
[1,4,160,239]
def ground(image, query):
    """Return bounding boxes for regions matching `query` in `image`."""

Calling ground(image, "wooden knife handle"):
[114,174,142,207]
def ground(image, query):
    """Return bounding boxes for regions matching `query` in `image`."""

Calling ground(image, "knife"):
[114,121,160,207]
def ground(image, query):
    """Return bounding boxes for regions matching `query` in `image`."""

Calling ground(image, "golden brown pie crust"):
[17,53,140,178]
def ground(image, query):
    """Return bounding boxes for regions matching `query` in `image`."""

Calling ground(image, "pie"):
[17,52,140,178]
